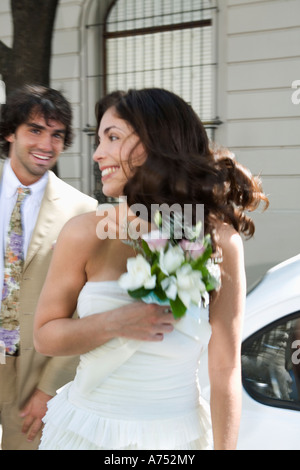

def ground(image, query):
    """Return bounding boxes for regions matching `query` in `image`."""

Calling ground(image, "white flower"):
[176,264,206,308]
[159,245,185,275]
[184,220,203,241]
[160,264,206,309]
[119,254,156,291]
[206,259,221,289]
[161,276,177,300]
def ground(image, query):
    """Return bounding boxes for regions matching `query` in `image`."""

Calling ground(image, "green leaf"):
[141,239,153,258]
[205,282,215,292]
[128,287,152,299]
[154,286,167,301]
[191,245,212,271]
[151,261,162,277]
[157,270,167,284]
[169,296,187,319]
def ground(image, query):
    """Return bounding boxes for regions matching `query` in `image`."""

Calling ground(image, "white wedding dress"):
[39,281,213,450]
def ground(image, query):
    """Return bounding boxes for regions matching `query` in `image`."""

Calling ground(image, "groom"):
[0,85,98,449]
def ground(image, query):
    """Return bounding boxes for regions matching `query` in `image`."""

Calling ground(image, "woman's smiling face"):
[93,106,146,198]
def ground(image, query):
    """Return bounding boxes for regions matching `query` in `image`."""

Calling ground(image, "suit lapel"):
[24,171,59,271]
[0,163,59,273]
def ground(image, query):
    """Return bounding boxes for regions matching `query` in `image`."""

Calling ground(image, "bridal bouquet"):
[119,211,221,318]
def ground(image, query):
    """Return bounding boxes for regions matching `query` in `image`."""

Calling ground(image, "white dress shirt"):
[0,159,48,308]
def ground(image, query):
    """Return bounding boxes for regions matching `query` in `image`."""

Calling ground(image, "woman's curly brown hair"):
[95,88,269,254]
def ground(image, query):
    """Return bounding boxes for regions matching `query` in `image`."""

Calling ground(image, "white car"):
[238,254,300,450]
[2,257,299,450]
[198,254,300,450]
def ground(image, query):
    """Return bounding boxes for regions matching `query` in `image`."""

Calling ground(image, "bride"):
[34,88,268,450]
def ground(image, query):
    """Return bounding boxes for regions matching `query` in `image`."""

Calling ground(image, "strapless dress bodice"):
[77,280,211,361]
[40,281,213,450]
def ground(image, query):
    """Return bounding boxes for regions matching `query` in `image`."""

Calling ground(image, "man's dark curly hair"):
[0,84,73,156]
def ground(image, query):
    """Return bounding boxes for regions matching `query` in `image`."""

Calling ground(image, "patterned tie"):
[0,186,31,358]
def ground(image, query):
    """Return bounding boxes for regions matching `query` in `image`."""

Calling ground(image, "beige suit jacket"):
[0,160,98,407]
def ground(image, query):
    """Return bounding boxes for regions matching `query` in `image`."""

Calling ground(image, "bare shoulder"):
[215,222,244,258]
[213,222,245,287]
[56,211,100,250]
[209,223,246,325]
[214,223,246,297]
[95,202,129,239]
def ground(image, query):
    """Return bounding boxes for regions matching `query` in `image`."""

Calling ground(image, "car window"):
[242,311,300,411]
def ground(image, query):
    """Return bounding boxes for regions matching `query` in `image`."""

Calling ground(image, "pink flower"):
[179,240,205,260]
[142,230,169,252]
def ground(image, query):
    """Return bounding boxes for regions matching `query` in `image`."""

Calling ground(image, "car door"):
[239,311,300,450]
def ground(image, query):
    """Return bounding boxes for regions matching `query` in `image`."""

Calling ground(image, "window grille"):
[104,0,219,131]
[91,0,220,202]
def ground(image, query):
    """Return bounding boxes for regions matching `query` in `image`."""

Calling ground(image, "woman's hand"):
[106,302,176,342]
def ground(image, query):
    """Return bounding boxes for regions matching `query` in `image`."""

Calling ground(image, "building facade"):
[0,0,299,287]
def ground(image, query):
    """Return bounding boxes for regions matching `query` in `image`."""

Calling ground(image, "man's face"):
[5,112,66,185]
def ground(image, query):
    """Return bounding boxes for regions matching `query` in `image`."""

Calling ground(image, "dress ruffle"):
[40,384,213,451]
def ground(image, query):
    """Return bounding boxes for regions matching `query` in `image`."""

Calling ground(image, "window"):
[92,0,220,202]
[242,312,300,411]
[104,0,219,135]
